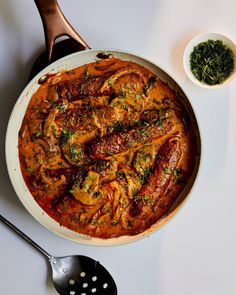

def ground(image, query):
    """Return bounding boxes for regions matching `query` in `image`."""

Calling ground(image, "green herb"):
[36,111,47,119]
[139,128,148,136]
[111,220,119,226]
[103,204,112,215]
[69,144,83,161]
[83,69,90,78]
[42,184,49,193]
[143,76,157,95]
[32,131,43,140]
[143,195,150,202]
[106,150,114,156]
[127,219,134,228]
[131,194,141,203]
[90,218,99,225]
[135,93,141,100]
[116,170,125,180]
[62,199,68,212]
[156,119,163,127]
[190,39,234,85]
[36,131,42,137]
[61,129,74,145]
[71,213,79,223]
[58,104,67,112]
[107,79,114,86]
[118,89,127,98]
[153,98,161,105]
[43,98,50,104]
[125,82,131,90]
[173,168,184,183]
[144,167,152,176]
[79,207,87,213]
[164,167,171,174]
[110,121,124,132]
[121,103,128,111]
[26,167,33,173]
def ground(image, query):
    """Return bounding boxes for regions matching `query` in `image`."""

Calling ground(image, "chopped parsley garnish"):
[156,119,163,127]
[116,170,125,180]
[127,219,134,228]
[110,121,124,132]
[32,131,43,140]
[164,167,172,174]
[135,93,141,100]
[173,168,184,183]
[118,89,127,98]
[111,220,119,226]
[61,129,74,145]
[143,76,157,95]
[107,79,114,86]
[26,167,34,173]
[83,69,90,78]
[190,39,234,85]
[58,104,67,112]
[69,144,84,161]
[90,218,99,225]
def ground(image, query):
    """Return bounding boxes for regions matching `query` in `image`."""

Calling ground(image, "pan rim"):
[5,48,202,246]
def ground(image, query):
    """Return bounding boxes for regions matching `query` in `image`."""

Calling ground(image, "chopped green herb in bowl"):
[183,32,236,88]
[190,39,234,85]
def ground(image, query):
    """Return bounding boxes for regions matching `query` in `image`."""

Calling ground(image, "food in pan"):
[18,57,198,238]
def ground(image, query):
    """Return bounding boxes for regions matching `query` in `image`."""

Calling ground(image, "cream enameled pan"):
[5,48,201,245]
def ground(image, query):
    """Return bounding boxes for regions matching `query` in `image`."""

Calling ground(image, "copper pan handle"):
[34,0,90,61]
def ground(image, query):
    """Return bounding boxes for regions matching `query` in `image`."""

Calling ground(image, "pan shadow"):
[170,31,230,185]
[0,1,45,213]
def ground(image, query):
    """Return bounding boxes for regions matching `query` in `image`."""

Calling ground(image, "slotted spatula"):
[0,214,117,295]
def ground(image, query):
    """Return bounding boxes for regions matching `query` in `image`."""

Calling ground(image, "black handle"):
[0,214,52,260]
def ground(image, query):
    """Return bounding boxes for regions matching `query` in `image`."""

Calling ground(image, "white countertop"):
[0,0,236,294]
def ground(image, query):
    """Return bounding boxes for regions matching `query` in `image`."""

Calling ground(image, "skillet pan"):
[5,0,201,246]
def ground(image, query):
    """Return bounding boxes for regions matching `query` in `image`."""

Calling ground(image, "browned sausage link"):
[88,119,173,159]
[57,73,112,101]
[129,138,182,217]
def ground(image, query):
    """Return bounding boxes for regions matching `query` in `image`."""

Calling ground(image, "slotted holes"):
[69,279,75,285]
[83,282,88,288]
[70,271,110,294]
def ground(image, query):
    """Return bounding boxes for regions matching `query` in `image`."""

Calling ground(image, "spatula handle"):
[34,0,90,61]
[0,214,52,260]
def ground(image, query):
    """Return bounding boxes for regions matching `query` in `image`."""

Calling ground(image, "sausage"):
[91,159,118,182]
[57,74,111,101]
[129,138,182,217]
[87,111,174,159]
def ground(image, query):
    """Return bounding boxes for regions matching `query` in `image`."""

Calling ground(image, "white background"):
[0,0,236,294]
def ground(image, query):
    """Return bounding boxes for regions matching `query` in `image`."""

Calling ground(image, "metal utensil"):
[0,214,117,295]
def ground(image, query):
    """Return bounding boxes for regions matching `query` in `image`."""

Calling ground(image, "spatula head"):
[50,255,117,295]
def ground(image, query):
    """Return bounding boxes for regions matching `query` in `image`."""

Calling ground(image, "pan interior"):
[5,49,201,245]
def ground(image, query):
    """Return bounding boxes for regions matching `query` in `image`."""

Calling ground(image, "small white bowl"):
[183,32,236,89]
